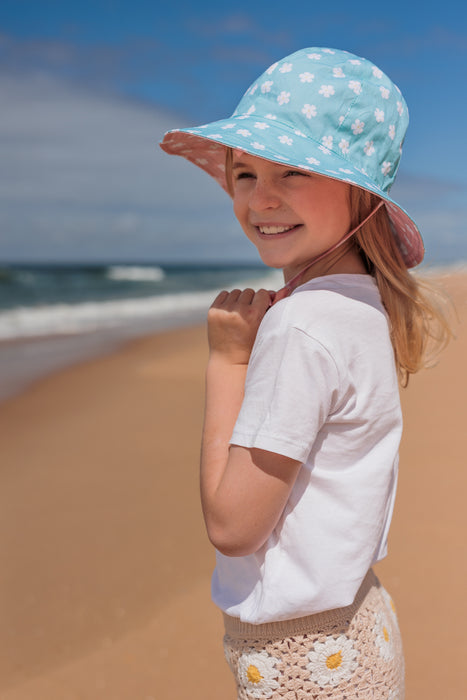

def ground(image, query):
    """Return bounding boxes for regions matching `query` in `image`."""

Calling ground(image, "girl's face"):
[231,152,353,282]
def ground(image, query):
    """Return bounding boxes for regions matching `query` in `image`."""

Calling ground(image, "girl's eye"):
[285,170,307,177]
[234,171,255,181]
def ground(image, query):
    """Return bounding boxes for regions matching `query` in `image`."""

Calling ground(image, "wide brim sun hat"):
[160,47,424,268]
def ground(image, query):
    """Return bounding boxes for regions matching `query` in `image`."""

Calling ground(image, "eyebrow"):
[231,161,251,170]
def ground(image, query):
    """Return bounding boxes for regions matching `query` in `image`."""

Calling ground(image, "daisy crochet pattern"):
[223,575,404,699]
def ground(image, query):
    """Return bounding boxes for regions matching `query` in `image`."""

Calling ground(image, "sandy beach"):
[0,273,465,699]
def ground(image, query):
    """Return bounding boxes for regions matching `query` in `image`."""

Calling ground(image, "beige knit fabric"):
[223,570,404,699]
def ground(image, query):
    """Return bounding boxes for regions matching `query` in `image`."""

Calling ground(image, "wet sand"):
[0,274,465,699]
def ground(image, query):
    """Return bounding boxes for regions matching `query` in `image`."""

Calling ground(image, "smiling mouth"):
[257,224,300,235]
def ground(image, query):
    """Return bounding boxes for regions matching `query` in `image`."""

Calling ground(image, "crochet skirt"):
[223,570,404,699]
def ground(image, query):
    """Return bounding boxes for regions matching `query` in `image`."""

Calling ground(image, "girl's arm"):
[201,288,301,557]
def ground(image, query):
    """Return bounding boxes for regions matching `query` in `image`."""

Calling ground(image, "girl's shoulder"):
[269,274,386,331]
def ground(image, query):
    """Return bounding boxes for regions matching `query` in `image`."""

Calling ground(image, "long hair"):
[349,187,452,386]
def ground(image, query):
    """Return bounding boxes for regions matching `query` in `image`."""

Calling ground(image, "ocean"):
[1,259,464,402]
[0,262,281,400]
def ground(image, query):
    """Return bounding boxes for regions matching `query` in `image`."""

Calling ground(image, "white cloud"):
[0,70,250,262]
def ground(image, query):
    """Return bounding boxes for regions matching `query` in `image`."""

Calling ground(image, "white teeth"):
[258,225,295,234]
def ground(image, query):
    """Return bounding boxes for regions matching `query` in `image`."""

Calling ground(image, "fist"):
[207,288,273,365]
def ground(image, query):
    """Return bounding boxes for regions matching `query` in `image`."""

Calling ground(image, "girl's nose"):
[248,179,281,211]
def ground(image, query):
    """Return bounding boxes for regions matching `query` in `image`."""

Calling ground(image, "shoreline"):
[0,309,210,404]
[0,265,462,404]
[0,272,465,698]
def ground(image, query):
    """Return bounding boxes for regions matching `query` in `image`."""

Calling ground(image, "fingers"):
[212,288,272,310]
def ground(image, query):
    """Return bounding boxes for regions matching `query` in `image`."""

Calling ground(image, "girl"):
[160,47,449,699]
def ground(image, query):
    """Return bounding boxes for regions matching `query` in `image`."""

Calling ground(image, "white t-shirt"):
[212,274,402,624]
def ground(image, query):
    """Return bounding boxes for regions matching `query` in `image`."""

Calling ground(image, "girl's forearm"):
[200,355,247,528]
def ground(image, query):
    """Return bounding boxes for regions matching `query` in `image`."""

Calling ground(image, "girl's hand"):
[207,288,272,365]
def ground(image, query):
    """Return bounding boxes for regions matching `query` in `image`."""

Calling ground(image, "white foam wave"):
[106,265,165,282]
[0,269,282,341]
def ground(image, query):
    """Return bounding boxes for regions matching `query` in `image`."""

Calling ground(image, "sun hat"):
[160,47,424,268]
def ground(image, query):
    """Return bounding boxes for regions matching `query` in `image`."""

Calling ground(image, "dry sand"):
[0,274,465,699]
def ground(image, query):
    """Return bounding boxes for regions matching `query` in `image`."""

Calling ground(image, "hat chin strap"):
[275,200,385,299]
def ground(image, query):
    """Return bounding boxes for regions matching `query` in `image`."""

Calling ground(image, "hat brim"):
[160,115,424,268]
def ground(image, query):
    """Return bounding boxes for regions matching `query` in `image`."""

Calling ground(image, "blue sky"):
[0,0,466,264]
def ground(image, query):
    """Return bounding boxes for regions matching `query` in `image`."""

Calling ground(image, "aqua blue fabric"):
[160,47,424,267]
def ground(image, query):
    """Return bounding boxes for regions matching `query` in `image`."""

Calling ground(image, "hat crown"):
[232,47,408,192]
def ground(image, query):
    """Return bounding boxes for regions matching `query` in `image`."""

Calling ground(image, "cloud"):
[391,174,467,263]
[0,69,252,262]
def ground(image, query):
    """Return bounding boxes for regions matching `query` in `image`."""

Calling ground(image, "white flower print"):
[236,651,280,698]
[375,108,385,123]
[294,129,307,137]
[261,80,273,93]
[277,91,291,105]
[373,610,395,661]
[381,161,392,176]
[339,139,350,155]
[265,113,277,120]
[254,122,270,130]
[279,62,293,73]
[206,133,222,138]
[302,103,317,119]
[364,141,375,156]
[307,53,321,60]
[348,80,362,95]
[351,119,365,134]
[307,635,359,687]
[221,123,236,129]
[397,101,404,116]
[348,59,361,65]
[339,168,353,174]
[299,71,314,83]
[338,115,345,124]
[333,67,345,78]
[249,84,258,96]
[236,129,251,137]
[389,124,396,140]
[318,145,331,155]
[278,135,293,146]
[381,587,399,622]
[372,66,383,79]
[251,141,265,150]
[319,85,335,98]
[246,105,256,115]
[322,48,336,54]
[380,86,390,99]
[266,62,278,75]
[306,156,321,165]
[322,135,333,149]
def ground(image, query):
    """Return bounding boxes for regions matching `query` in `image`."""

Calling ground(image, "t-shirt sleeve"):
[230,301,341,463]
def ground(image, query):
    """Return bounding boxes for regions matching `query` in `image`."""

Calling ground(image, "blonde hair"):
[349,187,452,386]
[225,148,452,386]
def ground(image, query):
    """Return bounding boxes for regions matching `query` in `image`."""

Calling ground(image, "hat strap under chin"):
[279,199,385,296]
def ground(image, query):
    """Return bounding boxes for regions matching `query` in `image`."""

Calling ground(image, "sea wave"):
[106,265,165,282]
[0,269,282,341]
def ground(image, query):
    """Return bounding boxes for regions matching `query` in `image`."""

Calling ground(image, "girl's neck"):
[283,245,367,289]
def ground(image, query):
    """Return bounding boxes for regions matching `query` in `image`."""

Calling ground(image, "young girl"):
[160,47,449,699]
